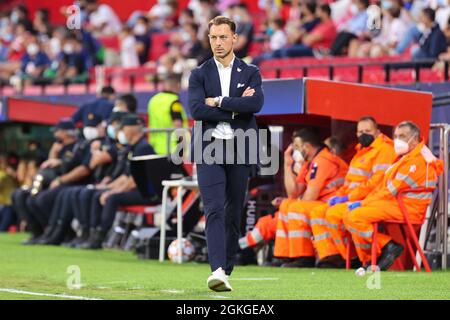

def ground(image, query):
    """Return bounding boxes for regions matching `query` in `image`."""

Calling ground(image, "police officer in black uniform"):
[81,114,156,249]
[15,119,79,244]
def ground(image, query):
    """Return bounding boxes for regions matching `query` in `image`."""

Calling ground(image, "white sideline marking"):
[0,288,102,300]
[232,277,279,281]
[160,289,184,294]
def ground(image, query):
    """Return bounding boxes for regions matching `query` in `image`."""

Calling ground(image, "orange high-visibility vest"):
[362,141,444,217]
[337,134,397,201]
[296,147,348,201]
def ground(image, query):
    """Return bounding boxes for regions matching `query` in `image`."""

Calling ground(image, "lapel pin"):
[237,67,242,72]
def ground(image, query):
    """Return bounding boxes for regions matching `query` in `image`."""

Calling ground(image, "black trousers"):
[197,163,251,275]
[99,188,154,232]
[329,31,357,56]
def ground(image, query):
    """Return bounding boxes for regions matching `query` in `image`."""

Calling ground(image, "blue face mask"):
[118,131,128,145]
[266,27,274,36]
[381,0,393,10]
[107,125,116,140]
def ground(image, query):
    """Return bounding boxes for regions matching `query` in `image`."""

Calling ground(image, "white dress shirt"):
[212,56,235,140]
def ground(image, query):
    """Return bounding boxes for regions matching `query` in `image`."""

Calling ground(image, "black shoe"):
[377,241,404,271]
[234,248,257,266]
[316,254,346,268]
[263,258,292,267]
[22,234,43,245]
[40,224,68,245]
[281,257,315,268]
[350,257,363,269]
[63,227,90,248]
[79,228,106,250]
[34,225,57,244]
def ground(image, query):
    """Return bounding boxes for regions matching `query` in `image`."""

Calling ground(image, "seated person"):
[344,121,443,270]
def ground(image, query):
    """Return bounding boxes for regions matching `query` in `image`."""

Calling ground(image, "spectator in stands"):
[15,33,50,86]
[274,4,337,58]
[44,27,65,62]
[10,5,33,31]
[252,17,288,65]
[411,7,447,59]
[72,86,116,125]
[82,114,156,249]
[349,5,408,57]
[284,1,321,50]
[33,8,51,40]
[85,0,122,36]
[147,73,188,155]
[113,93,138,113]
[147,0,177,31]
[231,4,254,58]
[133,16,152,65]
[436,0,450,31]
[119,26,140,68]
[329,0,369,56]
[0,22,26,84]
[190,0,220,37]
[178,8,196,27]
[280,0,303,27]
[180,22,203,59]
[51,33,89,84]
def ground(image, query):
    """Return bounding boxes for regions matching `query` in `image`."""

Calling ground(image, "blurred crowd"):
[1,0,450,90]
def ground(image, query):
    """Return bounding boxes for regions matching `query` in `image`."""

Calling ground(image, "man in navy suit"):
[188,16,264,292]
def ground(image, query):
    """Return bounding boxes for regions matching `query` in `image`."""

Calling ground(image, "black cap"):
[108,111,128,124]
[52,118,76,131]
[120,114,144,128]
[83,112,103,127]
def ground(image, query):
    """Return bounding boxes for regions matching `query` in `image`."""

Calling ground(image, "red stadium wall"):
[304,79,433,139]
[7,98,76,125]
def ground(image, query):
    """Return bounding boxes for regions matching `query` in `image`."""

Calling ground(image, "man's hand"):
[49,178,61,189]
[100,191,112,205]
[41,158,62,169]
[271,197,285,208]
[242,87,255,97]
[205,98,216,107]
[284,144,294,167]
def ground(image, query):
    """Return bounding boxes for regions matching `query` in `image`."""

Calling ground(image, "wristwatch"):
[214,96,221,107]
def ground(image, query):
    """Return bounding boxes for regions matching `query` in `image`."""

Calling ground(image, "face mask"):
[350,4,358,14]
[83,127,99,141]
[381,0,393,10]
[11,11,19,24]
[157,65,168,75]
[180,31,191,42]
[133,24,147,36]
[63,43,74,54]
[394,138,410,155]
[292,149,304,163]
[417,23,428,34]
[107,125,117,140]
[27,43,39,56]
[358,133,375,148]
[118,131,128,145]
[49,38,61,55]
[266,27,274,36]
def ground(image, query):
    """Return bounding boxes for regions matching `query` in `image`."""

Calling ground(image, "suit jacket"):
[188,57,264,165]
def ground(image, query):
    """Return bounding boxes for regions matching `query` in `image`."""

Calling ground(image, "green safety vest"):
[147,91,188,155]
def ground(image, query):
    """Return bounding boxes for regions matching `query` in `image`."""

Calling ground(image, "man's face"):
[394,126,414,143]
[356,120,378,138]
[209,24,237,59]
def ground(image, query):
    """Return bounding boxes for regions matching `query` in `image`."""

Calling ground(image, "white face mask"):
[350,4,359,14]
[292,149,304,163]
[417,23,428,34]
[27,43,39,56]
[133,24,147,36]
[118,131,128,145]
[49,38,61,55]
[394,138,410,155]
[83,127,99,141]
[63,43,74,54]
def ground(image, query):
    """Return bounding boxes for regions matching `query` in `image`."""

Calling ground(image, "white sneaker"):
[207,267,233,292]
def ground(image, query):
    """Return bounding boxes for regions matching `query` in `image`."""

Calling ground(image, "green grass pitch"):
[0,233,449,300]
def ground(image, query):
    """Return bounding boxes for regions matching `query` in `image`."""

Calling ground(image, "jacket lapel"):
[229,58,243,98]
[207,59,222,97]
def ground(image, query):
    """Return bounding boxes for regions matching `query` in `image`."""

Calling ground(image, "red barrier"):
[304,78,433,138]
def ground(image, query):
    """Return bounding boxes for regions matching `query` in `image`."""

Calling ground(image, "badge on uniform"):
[409,165,416,173]
[310,163,318,179]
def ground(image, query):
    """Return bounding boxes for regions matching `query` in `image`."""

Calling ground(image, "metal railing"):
[428,123,450,269]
